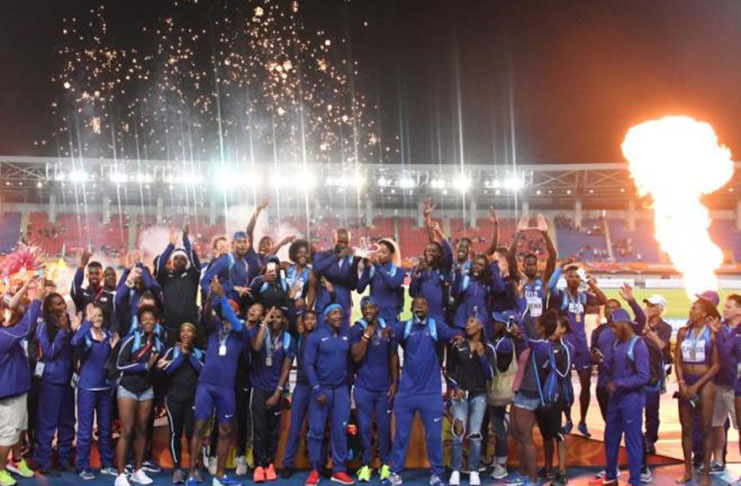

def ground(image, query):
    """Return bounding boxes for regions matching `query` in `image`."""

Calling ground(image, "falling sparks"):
[622,116,734,298]
[46,0,378,167]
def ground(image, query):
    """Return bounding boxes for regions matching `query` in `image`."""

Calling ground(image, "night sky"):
[1,0,740,164]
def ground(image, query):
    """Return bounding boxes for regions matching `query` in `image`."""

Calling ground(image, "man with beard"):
[71,249,115,329]
[156,226,201,346]
[200,230,253,311]
[312,229,359,332]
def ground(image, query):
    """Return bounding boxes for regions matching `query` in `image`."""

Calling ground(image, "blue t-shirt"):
[249,329,296,393]
[350,318,397,392]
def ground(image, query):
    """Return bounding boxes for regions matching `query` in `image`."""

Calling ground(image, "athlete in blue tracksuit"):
[33,292,75,474]
[72,303,116,478]
[200,231,253,308]
[304,304,354,486]
[356,239,405,327]
[603,309,649,486]
[350,297,399,482]
[451,255,505,336]
[0,294,41,480]
[114,263,163,337]
[383,296,464,486]
[281,310,319,478]
[548,264,607,437]
[409,239,453,324]
[186,280,250,486]
[312,229,359,332]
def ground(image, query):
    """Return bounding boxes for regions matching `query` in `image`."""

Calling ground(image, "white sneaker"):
[208,457,218,476]
[130,469,154,485]
[640,468,653,483]
[115,473,132,486]
[491,465,508,480]
[470,471,481,486]
[449,470,460,486]
[235,455,247,476]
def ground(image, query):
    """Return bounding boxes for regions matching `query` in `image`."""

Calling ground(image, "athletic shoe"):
[0,471,17,486]
[563,421,573,434]
[265,464,277,481]
[101,466,119,476]
[253,466,266,483]
[235,456,248,476]
[125,464,134,475]
[504,473,527,486]
[213,474,242,486]
[470,471,481,486]
[646,443,656,456]
[58,461,75,473]
[640,468,653,483]
[380,465,391,481]
[193,469,203,483]
[381,473,403,486]
[491,465,508,480]
[710,462,726,475]
[552,474,568,486]
[332,471,355,485]
[430,474,446,486]
[142,460,162,474]
[79,469,96,480]
[306,470,320,486]
[281,467,294,479]
[131,469,154,485]
[539,468,557,480]
[208,457,218,476]
[186,476,200,486]
[578,422,591,438]
[173,468,186,484]
[38,467,59,477]
[6,459,33,478]
[115,473,133,486]
[357,465,372,482]
[449,471,461,486]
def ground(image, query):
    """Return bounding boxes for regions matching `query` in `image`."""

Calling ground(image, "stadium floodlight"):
[377,176,391,188]
[503,177,524,192]
[68,170,90,183]
[484,180,500,189]
[109,172,128,184]
[136,173,154,184]
[296,168,317,190]
[430,178,446,189]
[453,173,471,193]
[397,175,416,189]
[327,171,365,189]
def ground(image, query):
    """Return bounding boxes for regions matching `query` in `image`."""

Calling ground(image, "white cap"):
[643,294,666,309]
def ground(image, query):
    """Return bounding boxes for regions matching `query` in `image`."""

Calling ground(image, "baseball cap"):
[610,308,634,324]
[643,294,666,309]
[696,290,720,307]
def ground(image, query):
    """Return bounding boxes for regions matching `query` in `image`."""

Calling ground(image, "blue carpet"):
[10,464,741,486]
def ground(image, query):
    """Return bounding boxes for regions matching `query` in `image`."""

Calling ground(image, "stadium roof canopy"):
[0,155,739,209]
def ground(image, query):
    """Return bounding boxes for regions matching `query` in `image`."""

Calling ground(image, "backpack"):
[533,347,560,408]
[488,338,519,406]
[624,335,666,393]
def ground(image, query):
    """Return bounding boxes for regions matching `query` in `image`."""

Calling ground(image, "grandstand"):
[2,155,741,272]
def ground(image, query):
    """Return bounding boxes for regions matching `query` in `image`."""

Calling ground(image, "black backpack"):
[624,335,665,392]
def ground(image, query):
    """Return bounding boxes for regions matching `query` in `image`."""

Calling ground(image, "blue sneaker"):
[430,475,446,486]
[563,421,573,434]
[213,474,241,486]
[504,473,526,486]
[186,477,200,486]
[578,422,591,438]
[381,473,403,486]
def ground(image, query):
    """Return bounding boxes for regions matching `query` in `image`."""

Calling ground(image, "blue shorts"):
[571,342,592,372]
[117,385,154,402]
[194,383,235,423]
[513,392,540,412]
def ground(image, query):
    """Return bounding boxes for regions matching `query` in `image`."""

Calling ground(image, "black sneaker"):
[709,463,726,475]
[142,460,163,474]
[552,473,568,486]
[646,443,656,456]
[539,468,557,480]
[281,467,294,479]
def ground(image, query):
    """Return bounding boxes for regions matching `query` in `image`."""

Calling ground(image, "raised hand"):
[517,214,529,232]
[71,311,83,332]
[536,214,548,232]
[320,276,334,293]
[169,229,178,247]
[489,207,499,225]
[210,278,225,298]
[619,283,634,302]
[423,197,435,221]
[257,197,270,212]
[81,249,93,267]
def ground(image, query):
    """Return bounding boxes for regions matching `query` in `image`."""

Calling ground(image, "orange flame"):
[622,116,733,298]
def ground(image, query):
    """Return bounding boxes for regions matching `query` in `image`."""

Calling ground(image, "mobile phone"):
[37,268,44,279]
[507,316,515,330]
[267,262,277,273]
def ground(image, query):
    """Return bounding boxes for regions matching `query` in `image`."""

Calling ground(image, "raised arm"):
[538,214,558,283]
[484,208,500,257]
[246,197,270,243]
